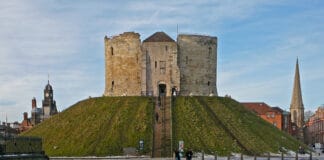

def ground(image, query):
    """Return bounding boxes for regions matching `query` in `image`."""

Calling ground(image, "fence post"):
[310,152,312,160]
[214,152,217,160]
[295,150,298,160]
[281,152,284,160]
[267,152,270,160]
[241,153,243,160]
[254,154,256,160]
[202,150,204,160]
[227,154,230,160]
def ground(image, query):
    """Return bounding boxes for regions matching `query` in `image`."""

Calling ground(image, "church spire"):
[290,58,304,128]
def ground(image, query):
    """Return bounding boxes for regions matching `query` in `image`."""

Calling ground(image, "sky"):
[0,0,323,122]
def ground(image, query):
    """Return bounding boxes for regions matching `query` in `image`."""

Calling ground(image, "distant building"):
[19,80,58,133]
[241,102,284,130]
[31,97,42,125]
[0,122,18,136]
[11,121,20,131]
[306,106,324,144]
[272,107,293,134]
[19,112,33,132]
[42,80,58,120]
[289,58,305,140]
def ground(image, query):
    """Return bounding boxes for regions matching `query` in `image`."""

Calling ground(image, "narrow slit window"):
[111,47,114,55]
[186,56,188,64]
[208,47,212,58]
[155,61,157,68]
[208,81,210,86]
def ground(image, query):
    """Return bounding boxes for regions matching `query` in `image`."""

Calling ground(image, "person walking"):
[185,148,193,160]
[174,149,180,160]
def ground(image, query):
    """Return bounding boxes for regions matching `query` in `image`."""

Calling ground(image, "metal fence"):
[49,153,324,160]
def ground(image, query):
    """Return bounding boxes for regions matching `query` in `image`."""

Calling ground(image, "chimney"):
[23,112,28,120]
[32,97,37,108]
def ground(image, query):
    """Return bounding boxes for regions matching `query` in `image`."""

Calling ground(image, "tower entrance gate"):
[158,84,166,97]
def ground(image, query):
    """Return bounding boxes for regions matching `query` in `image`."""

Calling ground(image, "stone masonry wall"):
[142,42,180,96]
[177,34,217,96]
[104,32,217,97]
[104,32,143,96]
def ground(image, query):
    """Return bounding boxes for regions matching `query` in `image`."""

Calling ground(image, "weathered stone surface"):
[104,32,218,97]
[290,59,304,128]
[143,41,180,97]
[104,32,143,96]
[177,34,217,96]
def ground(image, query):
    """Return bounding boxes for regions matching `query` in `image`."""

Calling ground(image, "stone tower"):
[103,31,218,97]
[142,32,180,96]
[290,58,304,128]
[31,97,41,125]
[42,80,58,120]
[104,32,143,96]
[177,34,218,96]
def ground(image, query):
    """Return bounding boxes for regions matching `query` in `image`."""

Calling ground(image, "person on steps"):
[155,112,159,122]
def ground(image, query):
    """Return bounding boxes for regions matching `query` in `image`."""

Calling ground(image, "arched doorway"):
[158,84,166,97]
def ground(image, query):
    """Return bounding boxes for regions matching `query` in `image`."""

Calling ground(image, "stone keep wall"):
[142,42,180,96]
[104,32,218,97]
[104,32,143,96]
[177,34,217,96]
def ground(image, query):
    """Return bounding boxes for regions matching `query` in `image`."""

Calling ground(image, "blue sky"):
[0,0,323,122]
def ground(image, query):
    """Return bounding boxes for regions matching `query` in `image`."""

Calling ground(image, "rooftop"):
[241,102,282,115]
[143,32,175,42]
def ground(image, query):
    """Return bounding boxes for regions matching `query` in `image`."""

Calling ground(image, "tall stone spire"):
[290,58,304,128]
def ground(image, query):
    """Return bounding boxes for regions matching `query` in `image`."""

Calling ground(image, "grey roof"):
[143,32,175,42]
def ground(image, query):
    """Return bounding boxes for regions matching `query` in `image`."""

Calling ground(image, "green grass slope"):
[172,96,304,156]
[22,96,154,156]
[23,96,303,157]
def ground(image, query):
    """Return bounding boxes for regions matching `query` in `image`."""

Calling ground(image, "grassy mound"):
[172,96,303,155]
[22,96,154,156]
[23,96,303,156]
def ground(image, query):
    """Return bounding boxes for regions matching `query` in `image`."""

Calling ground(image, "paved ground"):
[152,97,163,157]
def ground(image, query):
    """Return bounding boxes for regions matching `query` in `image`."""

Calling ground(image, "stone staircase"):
[152,96,172,157]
